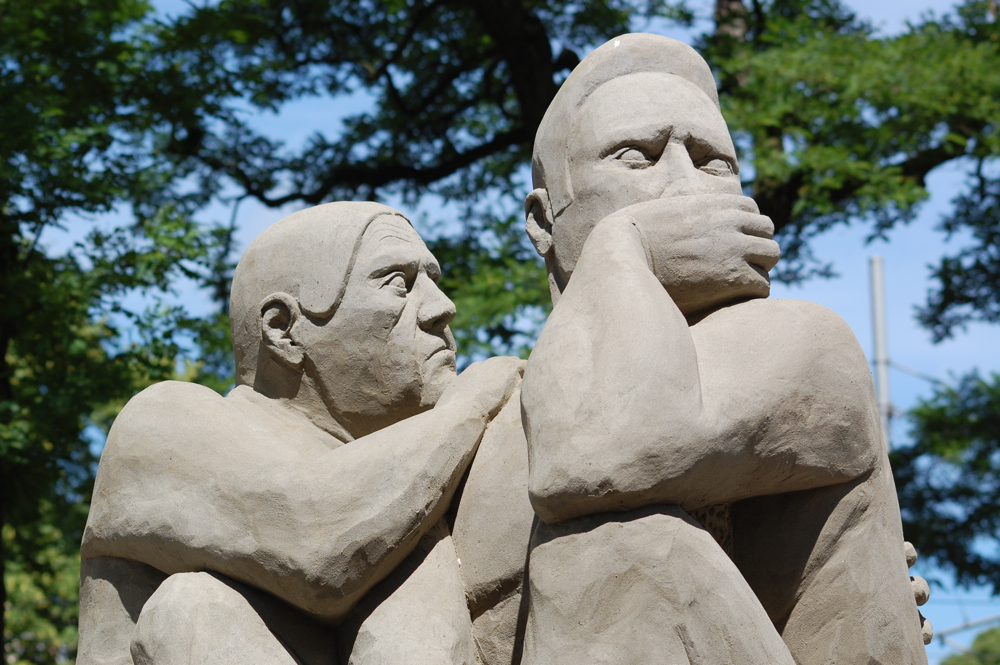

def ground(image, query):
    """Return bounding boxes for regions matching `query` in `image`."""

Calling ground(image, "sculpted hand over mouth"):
[593,193,780,316]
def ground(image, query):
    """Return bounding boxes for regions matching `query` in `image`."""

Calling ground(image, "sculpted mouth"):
[428,344,454,360]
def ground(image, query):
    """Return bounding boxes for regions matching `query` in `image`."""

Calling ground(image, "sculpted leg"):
[523,506,796,665]
[337,520,477,665]
[131,572,335,665]
[78,557,167,665]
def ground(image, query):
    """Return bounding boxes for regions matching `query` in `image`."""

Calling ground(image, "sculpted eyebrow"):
[599,122,673,157]
[368,254,419,279]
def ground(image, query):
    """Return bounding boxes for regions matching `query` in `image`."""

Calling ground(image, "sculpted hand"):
[598,194,780,315]
[437,356,525,421]
[905,542,933,645]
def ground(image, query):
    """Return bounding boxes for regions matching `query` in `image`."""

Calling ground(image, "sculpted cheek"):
[371,306,424,403]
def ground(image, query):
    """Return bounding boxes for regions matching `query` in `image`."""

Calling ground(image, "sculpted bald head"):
[230,202,403,385]
[230,201,457,439]
[526,34,743,295]
[532,33,720,217]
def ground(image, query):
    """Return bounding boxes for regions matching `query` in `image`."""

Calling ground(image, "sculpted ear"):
[259,292,305,370]
[525,188,555,258]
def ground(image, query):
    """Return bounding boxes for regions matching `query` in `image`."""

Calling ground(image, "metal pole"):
[870,255,892,448]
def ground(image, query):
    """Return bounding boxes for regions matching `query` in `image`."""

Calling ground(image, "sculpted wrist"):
[582,213,652,273]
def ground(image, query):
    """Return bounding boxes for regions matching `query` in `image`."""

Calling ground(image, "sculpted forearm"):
[522,219,878,525]
[522,217,705,523]
[82,382,498,623]
[263,402,491,619]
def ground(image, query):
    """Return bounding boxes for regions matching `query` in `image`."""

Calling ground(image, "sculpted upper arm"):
[83,381,375,618]
[83,381,274,563]
[83,376,504,621]
[694,299,881,483]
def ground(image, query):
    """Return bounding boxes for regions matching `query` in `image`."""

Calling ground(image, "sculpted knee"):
[131,572,300,665]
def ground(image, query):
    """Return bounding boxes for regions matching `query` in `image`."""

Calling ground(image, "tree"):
[0,0,232,659]
[701,5,999,595]
[139,0,696,355]
[704,0,1000,284]
[141,0,999,325]
[892,372,1000,594]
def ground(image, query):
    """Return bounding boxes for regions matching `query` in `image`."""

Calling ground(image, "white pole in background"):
[870,255,892,448]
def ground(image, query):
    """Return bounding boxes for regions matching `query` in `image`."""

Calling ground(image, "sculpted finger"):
[920,613,933,645]
[904,541,918,568]
[695,193,760,215]
[478,356,524,415]
[440,357,522,417]
[736,212,775,239]
[488,355,527,383]
[911,576,930,606]
[743,236,781,272]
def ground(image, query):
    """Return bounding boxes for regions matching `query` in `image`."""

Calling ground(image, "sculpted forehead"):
[353,215,438,274]
[362,214,423,247]
[570,72,735,165]
[358,215,425,254]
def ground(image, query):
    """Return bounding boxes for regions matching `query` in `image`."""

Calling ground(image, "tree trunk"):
[465,0,558,131]
[714,0,748,41]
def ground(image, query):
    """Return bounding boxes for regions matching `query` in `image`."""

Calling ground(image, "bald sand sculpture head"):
[231,201,458,439]
[526,34,753,303]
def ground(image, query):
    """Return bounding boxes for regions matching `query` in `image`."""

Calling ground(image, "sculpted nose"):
[658,142,706,198]
[417,277,456,333]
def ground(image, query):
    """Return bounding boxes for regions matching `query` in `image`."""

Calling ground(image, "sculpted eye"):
[385,273,407,293]
[697,157,736,177]
[615,146,654,167]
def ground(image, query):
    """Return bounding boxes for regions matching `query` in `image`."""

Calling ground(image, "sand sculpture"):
[519,32,930,665]
[77,203,532,665]
[76,34,931,665]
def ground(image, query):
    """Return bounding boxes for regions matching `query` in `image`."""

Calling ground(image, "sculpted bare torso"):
[519,198,926,665]
[517,32,927,664]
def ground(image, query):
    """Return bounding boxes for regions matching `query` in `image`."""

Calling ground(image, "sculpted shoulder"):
[693,298,868,375]
[117,380,229,424]
[85,381,337,561]
[693,297,882,477]
[102,381,240,460]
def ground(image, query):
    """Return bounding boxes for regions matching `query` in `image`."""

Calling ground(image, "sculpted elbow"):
[527,454,644,525]
[528,480,587,525]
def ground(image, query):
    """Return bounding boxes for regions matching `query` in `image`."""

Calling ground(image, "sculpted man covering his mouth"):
[518,33,929,665]
[77,202,534,665]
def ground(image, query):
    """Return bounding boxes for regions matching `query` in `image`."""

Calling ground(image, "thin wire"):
[889,360,945,386]
[867,359,945,387]
[936,613,1000,638]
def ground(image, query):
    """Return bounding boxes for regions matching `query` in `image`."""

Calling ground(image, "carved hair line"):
[298,211,410,320]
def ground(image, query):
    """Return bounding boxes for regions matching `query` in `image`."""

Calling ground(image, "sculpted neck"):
[278,374,355,444]
[248,361,355,444]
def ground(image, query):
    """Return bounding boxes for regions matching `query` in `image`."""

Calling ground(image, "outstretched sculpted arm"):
[521,204,877,524]
[83,357,522,623]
